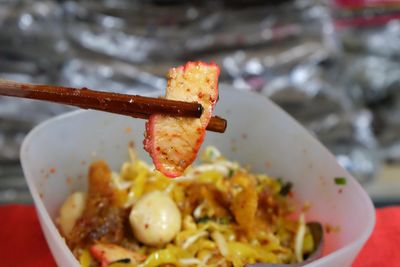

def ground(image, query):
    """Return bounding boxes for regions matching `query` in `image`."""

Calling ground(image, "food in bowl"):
[144,61,220,178]
[57,146,315,267]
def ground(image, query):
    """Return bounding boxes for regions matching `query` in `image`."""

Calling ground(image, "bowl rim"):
[20,90,376,266]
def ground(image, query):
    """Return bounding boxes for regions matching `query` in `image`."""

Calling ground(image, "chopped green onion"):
[228,169,235,178]
[196,216,211,224]
[196,216,231,224]
[217,217,231,224]
[334,177,347,185]
[279,181,293,196]
[111,258,131,265]
[201,146,221,163]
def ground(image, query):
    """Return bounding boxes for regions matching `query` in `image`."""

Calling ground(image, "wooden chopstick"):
[0,79,227,133]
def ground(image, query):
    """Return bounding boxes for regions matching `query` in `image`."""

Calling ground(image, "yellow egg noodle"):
[58,146,313,267]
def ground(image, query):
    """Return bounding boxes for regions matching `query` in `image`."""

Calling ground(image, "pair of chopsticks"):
[0,79,226,133]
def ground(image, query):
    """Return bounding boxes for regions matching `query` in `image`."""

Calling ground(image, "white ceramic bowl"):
[20,86,375,267]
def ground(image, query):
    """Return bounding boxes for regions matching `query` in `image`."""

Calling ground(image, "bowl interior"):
[21,86,375,267]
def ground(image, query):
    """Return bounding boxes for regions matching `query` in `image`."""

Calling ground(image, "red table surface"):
[0,205,398,267]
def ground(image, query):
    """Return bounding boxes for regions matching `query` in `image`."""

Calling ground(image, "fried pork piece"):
[185,183,231,217]
[231,185,258,233]
[228,173,258,233]
[67,161,127,250]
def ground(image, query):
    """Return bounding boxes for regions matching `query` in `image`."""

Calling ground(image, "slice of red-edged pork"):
[144,62,220,178]
[90,243,146,267]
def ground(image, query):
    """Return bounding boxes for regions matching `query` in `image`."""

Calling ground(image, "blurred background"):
[1,0,400,206]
